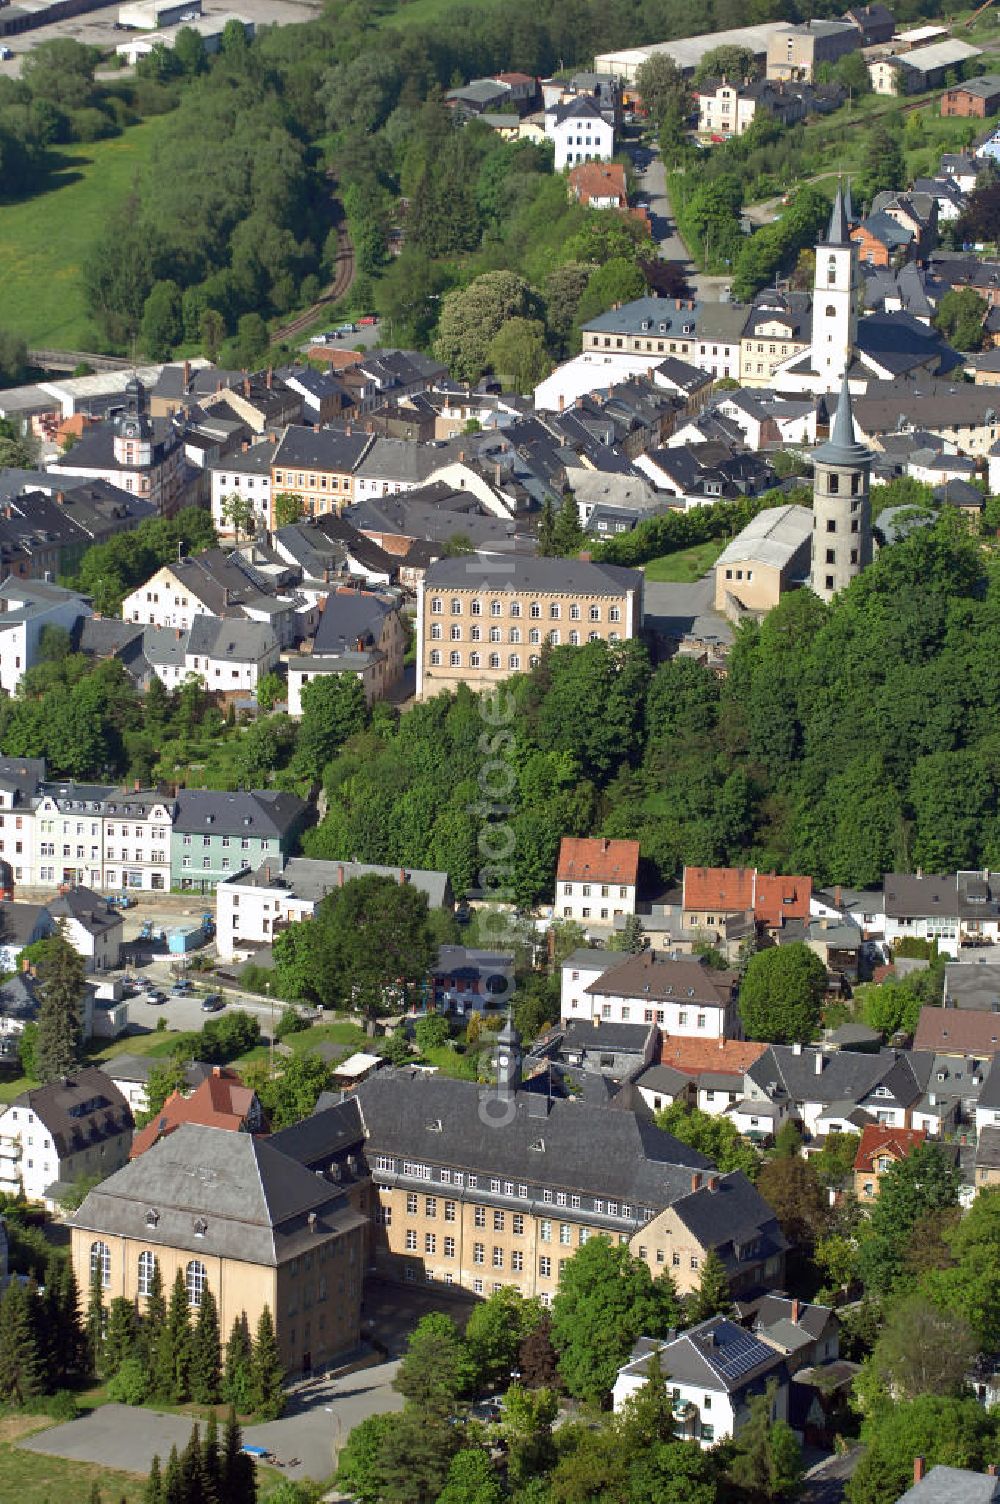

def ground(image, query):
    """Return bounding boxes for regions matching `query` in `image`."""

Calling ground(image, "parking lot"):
[0,0,321,78]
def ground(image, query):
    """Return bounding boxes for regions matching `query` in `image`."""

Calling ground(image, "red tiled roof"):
[913,1006,1000,1056]
[568,161,628,207]
[853,1123,926,1172]
[130,1067,262,1158]
[556,837,640,886]
[755,873,812,926]
[659,1037,768,1077]
[495,71,535,85]
[683,865,756,912]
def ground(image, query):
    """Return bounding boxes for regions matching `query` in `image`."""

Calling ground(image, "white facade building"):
[555,837,639,927]
[578,951,741,1038]
[0,579,91,696]
[0,1067,132,1206]
[545,97,615,173]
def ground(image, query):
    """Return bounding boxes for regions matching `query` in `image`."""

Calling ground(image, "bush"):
[107,1358,150,1406]
[275,1008,311,1041]
[45,1390,80,1422]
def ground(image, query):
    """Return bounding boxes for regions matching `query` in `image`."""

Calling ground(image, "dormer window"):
[193,1217,207,1237]
[145,1208,159,1228]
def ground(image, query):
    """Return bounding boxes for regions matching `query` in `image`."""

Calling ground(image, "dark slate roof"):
[751,1294,835,1341]
[561,1018,653,1053]
[620,1316,786,1394]
[353,1069,712,1209]
[0,902,49,947]
[172,789,306,839]
[78,619,145,659]
[895,1466,1000,1504]
[423,554,641,594]
[268,1097,366,1171]
[549,95,607,126]
[71,1122,366,1266]
[12,1067,131,1157]
[272,427,373,473]
[185,614,277,664]
[0,755,45,802]
[0,972,41,1022]
[668,1173,789,1274]
[313,590,395,655]
[747,1044,918,1109]
[47,886,122,937]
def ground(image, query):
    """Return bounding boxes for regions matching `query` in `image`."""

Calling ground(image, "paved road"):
[628,145,734,303]
[801,1446,862,1504]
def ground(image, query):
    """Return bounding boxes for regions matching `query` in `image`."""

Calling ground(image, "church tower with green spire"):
[811,376,873,602]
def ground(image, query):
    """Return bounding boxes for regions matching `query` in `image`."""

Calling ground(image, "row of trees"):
[88,1260,284,1418]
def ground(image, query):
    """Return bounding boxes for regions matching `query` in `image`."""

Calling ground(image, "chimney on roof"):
[815,1051,825,1075]
[182,359,191,390]
[266,367,273,391]
[243,375,251,399]
[213,1065,222,1077]
[707,1174,719,1192]
[55,491,65,505]
[400,869,409,884]
[913,1458,925,1485]
[134,779,140,792]
[175,628,182,640]
[988,1464,998,1476]
[558,394,565,412]
[691,1171,702,1193]
[308,1210,317,1233]
[264,864,271,884]
[792,1297,801,1323]
[338,864,344,886]
[356,636,364,652]
[346,424,352,437]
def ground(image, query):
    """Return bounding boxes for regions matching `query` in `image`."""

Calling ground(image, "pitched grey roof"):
[976,1125,1000,1170]
[944,963,1000,1012]
[895,1466,1000,1504]
[619,1316,786,1395]
[636,1064,692,1095]
[423,554,641,595]
[585,951,736,1007]
[186,614,277,664]
[0,902,50,947]
[562,1018,654,1052]
[748,1044,920,1110]
[313,590,395,654]
[9,1067,131,1158]
[0,972,41,1022]
[173,789,306,839]
[268,1097,365,1171]
[272,426,373,473]
[669,1173,788,1274]
[71,1123,366,1267]
[47,886,122,937]
[353,1068,712,1211]
[752,1294,835,1341]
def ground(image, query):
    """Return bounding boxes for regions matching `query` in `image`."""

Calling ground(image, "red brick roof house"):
[556,837,640,927]
[755,874,813,929]
[682,866,756,931]
[130,1066,266,1158]
[853,1123,926,1200]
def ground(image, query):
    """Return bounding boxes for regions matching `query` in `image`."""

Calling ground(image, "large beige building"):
[416,556,643,698]
[71,1121,367,1377]
[352,1020,787,1302]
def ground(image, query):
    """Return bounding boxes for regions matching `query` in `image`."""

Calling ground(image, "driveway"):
[19,1363,403,1484]
[801,1446,863,1504]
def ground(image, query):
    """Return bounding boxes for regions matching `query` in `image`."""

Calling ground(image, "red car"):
[358,314,379,326]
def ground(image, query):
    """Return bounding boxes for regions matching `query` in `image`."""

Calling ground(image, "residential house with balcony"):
[120,549,309,649]
[883,870,1000,958]
[0,1067,132,1206]
[613,1318,789,1444]
[170,789,307,894]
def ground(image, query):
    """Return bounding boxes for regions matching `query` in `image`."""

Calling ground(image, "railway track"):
[272,225,356,346]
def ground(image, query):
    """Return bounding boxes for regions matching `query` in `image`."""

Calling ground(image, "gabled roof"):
[914,1006,1000,1057]
[586,951,736,1007]
[755,873,812,926]
[619,1315,785,1395]
[556,837,639,886]
[682,865,755,913]
[895,1465,1000,1504]
[130,1067,262,1158]
[7,1067,131,1158]
[853,1122,926,1172]
[659,1037,769,1077]
[313,588,396,655]
[173,789,306,839]
[47,886,122,937]
[669,1176,789,1276]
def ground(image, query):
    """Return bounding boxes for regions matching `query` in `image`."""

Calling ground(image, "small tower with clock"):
[495,1011,522,1096]
[113,375,154,468]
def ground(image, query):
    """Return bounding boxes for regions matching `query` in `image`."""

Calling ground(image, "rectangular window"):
[406,1193,417,1215]
[539,1256,552,1278]
[474,1243,485,1265]
[425,1233,436,1254]
[475,1206,486,1228]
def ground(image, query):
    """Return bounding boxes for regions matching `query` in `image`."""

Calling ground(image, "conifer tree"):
[35,924,85,1081]
[551,490,584,556]
[102,1295,138,1380]
[158,1270,192,1403]
[202,1408,221,1504]
[223,1312,254,1411]
[189,1287,222,1404]
[0,1277,43,1404]
[144,1454,163,1504]
[163,1444,183,1504]
[223,1311,254,1411]
[220,1404,256,1504]
[688,1248,732,1323]
[179,1422,204,1502]
[86,1263,105,1379]
[251,1304,284,1419]
[141,1258,166,1369]
[537,496,556,555]
[42,1251,82,1383]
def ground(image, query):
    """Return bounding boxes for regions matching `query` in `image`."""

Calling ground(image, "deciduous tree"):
[738,943,826,1044]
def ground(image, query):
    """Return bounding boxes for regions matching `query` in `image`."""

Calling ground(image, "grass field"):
[0,115,172,349]
[643,540,726,582]
[0,1414,144,1504]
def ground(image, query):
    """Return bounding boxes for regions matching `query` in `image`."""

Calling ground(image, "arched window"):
[90,1240,110,1289]
[186,1259,207,1309]
[827,257,837,286]
[138,1250,157,1297]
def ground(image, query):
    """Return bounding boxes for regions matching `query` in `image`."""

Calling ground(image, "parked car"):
[0,45,14,59]
[200,994,224,1012]
[334,322,357,335]
[171,979,193,995]
[358,314,379,326]
[144,990,166,1006]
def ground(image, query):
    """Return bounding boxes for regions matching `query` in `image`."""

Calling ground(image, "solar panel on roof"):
[707,1325,772,1382]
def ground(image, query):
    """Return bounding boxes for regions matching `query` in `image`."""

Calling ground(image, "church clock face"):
[497,1053,509,1069]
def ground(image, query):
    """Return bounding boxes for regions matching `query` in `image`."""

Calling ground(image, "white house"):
[209,441,276,538]
[47,887,123,973]
[215,856,453,961]
[744,1042,926,1138]
[0,579,91,695]
[560,947,626,1021]
[575,950,741,1039]
[0,1067,132,1207]
[555,837,639,928]
[545,96,614,173]
[884,870,1000,959]
[0,903,52,972]
[612,1317,789,1446]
